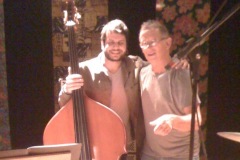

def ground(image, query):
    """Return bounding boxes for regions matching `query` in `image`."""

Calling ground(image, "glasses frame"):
[139,37,168,50]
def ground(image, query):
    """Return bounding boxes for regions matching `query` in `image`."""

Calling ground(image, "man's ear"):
[165,37,172,50]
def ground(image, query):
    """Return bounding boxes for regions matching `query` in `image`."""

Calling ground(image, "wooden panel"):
[0,152,71,160]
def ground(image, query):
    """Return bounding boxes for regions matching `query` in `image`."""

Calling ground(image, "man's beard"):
[104,50,126,62]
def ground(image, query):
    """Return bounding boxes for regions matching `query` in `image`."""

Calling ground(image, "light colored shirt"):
[109,67,132,144]
[140,65,200,158]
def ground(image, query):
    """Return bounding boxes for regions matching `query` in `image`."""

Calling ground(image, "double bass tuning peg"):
[62,0,81,26]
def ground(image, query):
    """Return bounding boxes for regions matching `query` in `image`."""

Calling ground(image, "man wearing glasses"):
[139,20,202,160]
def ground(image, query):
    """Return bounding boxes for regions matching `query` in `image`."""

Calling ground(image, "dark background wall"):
[4,1,54,148]
[109,0,156,59]
[4,0,240,159]
[206,1,240,159]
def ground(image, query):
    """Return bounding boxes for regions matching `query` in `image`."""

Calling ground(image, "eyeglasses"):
[139,37,168,50]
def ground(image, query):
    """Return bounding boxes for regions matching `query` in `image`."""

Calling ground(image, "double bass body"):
[43,93,127,159]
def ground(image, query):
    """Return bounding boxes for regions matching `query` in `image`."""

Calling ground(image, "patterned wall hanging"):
[52,0,108,111]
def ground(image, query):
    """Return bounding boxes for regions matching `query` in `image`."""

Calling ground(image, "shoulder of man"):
[79,55,99,68]
[169,68,191,82]
[140,63,151,76]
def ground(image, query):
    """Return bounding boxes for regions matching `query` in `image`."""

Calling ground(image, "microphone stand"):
[188,48,201,160]
[164,2,240,160]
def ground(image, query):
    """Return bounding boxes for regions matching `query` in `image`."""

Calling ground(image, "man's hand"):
[63,74,84,94]
[150,114,176,136]
[173,59,189,69]
[165,54,190,70]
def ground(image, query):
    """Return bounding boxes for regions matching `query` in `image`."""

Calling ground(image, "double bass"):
[43,1,127,159]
